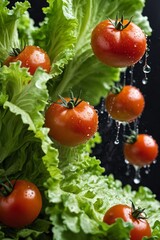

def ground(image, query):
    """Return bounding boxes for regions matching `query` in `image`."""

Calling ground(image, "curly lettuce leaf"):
[45,138,160,240]
[33,0,78,77]
[0,0,31,62]
[0,61,61,183]
[0,219,51,240]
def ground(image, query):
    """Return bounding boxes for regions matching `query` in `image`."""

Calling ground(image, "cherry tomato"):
[4,45,51,75]
[45,96,98,146]
[105,85,145,122]
[124,133,159,167]
[91,17,147,68]
[0,180,42,228]
[103,203,151,240]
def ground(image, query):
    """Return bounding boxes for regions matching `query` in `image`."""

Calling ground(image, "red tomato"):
[105,85,145,122]
[91,17,147,68]
[103,203,151,240]
[124,133,159,167]
[4,45,51,75]
[45,97,98,146]
[0,180,42,228]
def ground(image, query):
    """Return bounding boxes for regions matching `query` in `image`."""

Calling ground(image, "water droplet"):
[122,70,127,85]
[144,165,150,174]
[142,77,148,85]
[139,58,143,64]
[129,65,135,85]
[145,51,149,58]
[114,138,119,145]
[133,165,141,184]
[69,163,77,171]
[125,161,131,176]
[125,159,128,164]
[99,98,106,114]
[143,64,151,74]
[153,159,157,164]
[114,121,121,144]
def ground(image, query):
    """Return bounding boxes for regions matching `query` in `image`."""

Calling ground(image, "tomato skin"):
[105,85,145,122]
[4,45,51,75]
[91,19,146,68]
[103,204,151,240]
[0,180,42,228]
[45,98,98,146]
[124,134,159,167]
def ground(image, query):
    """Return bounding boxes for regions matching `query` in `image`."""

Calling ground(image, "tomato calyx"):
[58,91,83,109]
[131,201,147,220]
[9,47,22,57]
[109,14,133,31]
[0,178,14,196]
[124,131,138,144]
[110,84,123,94]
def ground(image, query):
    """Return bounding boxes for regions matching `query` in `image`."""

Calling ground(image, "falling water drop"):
[143,64,151,74]
[114,121,121,144]
[122,69,127,85]
[133,119,139,134]
[139,58,143,64]
[142,77,148,85]
[99,98,106,114]
[125,160,131,176]
[133,165,141,184]
[144,165,151,174]
[153,159,157,164]
[141,47,151,85]
[129,65,135,85]
[114,137,119,145]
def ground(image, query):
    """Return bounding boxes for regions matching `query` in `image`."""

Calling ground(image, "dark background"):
[9,0,160,199]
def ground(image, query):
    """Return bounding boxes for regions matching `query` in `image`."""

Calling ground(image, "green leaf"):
[34,0,78,77]
[0,0,31,62]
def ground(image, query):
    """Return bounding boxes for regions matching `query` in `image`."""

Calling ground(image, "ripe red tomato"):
[45,97,98,146]
[124,133,159,167]
[103,203,151,240]
[105,85,145,122]
[0,180,42,228]
[4,45,51,75]
[91,17,147,68]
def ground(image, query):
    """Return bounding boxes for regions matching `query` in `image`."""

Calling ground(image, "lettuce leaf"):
[33,0,78,77]
[0,0,31,62]
[46,139,160,240]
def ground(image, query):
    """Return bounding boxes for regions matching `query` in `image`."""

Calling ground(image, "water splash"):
[121,69,127,85]
[114,121,121,144]
[143,64,151,74]
[144,165,151,174]
[142,48,151,85]
[99,98,106,114]
[142,77,148,85]
[129,65,135,85]
[133,165,141,184]
[125,160,131,176]
[139,58,143,64]
[153,159,157,164]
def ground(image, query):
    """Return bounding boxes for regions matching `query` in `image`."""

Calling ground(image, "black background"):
[9,0,160,199]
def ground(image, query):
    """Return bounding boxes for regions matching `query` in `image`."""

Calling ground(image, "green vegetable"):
[0,0,159,240]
